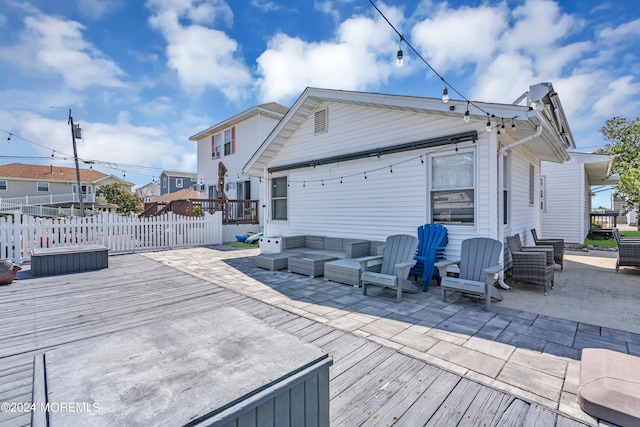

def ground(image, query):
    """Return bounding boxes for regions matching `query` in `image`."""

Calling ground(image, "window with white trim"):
[503,154,510,225]
[540,176,547,212]
[529,164,535,206]
[212,134,222,158]
[176,178,183,188]
[37,182,49,192]
[430,150,475,225]
[271,176,287,220]
[0,180,6,190]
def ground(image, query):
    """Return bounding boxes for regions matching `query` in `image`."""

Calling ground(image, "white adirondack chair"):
[358,234,418,302]
[435,237,504,311]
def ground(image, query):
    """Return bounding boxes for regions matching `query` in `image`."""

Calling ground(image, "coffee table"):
[288,253,338,278]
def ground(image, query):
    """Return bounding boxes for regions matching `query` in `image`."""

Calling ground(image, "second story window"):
[224,127,235,156]
[212,134,222,158]
[176,178,183,188]
[162,178,167,188]
[37,182,49,192]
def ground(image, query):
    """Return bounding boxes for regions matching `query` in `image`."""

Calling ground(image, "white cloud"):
[411,3,509,73]
[592,75,640,118]
[0,14,126,90]
[147,0,251,101]
[255,5,404,103]
[252,0,281,13]
[76,0,123,20]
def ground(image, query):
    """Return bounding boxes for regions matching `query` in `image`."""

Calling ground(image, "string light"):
[464,102,470,123]
[369,0,519,128]
[396,36,404,67]
[7,133,11,142]
[511,120,517,132]
[486,113,491,132]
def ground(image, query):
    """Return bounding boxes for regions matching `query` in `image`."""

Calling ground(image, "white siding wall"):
[541,159,585,244]
[264,102,497,257]
[195,113,281,232]
[504,147,543,248]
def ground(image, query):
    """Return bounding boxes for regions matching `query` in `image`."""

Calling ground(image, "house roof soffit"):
[243,87,571,175]
[189,102,288,141]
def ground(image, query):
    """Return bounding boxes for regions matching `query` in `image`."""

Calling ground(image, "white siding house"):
[244,85,575,265]
[541,152,615,245]
[190,102,288,241]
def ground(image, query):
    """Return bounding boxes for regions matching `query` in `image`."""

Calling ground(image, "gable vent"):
[314,109,328,134]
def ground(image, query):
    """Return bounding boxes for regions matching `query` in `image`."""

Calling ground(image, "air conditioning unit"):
[213,151,220,158]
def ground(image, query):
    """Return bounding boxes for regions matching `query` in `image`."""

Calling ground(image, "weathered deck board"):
[0,253,592,427]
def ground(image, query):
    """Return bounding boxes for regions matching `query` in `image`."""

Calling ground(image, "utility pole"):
[68,109,85,217]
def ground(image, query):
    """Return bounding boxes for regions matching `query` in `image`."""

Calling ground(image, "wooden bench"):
[31,245,109,277]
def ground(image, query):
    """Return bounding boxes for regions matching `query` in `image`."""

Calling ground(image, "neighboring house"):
[541,152,615,245]
[243,84,575,267]
[136,180,161,203]
[190,102,288,241]
[159,170,197,196]
[612,193,638,227]
[0,163,132,216]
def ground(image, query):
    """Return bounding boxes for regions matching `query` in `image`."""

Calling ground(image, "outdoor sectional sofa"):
[254,235,386,286]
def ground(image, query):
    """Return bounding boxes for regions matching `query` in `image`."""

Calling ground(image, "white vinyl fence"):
[0,212,223,263]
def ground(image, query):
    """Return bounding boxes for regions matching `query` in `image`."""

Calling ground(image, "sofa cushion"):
[304,236,324,249]
[578,348,640,427]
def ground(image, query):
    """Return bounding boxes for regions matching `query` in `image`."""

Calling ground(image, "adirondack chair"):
[435,238,503,311]
[358,234,418,302]
[410,224,448,291]
[531,229,564,270]
[613,228,640,272]
[506,234,554,295]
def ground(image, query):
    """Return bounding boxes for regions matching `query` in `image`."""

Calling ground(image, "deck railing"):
[0,192,96,208]
[140,199,259,225]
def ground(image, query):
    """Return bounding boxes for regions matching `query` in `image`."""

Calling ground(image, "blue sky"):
[1,0,639,208]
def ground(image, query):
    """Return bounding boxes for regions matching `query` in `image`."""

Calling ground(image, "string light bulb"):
[7,133,11,142]
[463,102,470,123]
[486,114,491,133]
[396,35,404,67]
[442,87,449,103]
[511,120,517,132]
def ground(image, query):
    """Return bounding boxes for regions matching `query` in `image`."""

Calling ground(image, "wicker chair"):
[531,229,564,270]
[613,228,640,273]
[506,234,554,295]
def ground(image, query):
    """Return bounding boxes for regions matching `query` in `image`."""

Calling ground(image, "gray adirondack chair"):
[358,234,418,302]
[435,237,504,311]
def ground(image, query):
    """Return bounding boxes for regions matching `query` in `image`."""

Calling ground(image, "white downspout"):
[496,125,543,289]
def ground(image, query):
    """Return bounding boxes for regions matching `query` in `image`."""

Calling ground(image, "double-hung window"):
[213,134,222,158]
[430,151,475,225]
[176,178,183,188]
[0,180,7,190]
[271,176,287,220]
[37,182,49,192]
[224,127,235,156]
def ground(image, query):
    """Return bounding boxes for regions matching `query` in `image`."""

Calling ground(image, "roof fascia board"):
[189,106,286,141]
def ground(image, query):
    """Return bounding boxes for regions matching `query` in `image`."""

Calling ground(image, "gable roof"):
[0,163,130,185]
[160,170,197,179]
[243,87,575,177]
[149,188,197,203]
[189,102,289,141]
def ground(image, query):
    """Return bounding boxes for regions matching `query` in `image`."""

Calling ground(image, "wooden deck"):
[0,253,591,426]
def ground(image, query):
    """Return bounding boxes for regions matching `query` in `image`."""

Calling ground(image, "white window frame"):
[271,176,288,221]
[213,134,222,158]
[162,178,167,188]
[224,129,232,155]
[503,154,510,225]
[429,148,476,226]
[529,164,535,206]
[540,176,547,212]
[37,182,49,192]
[0,180,7,191]
[176,178,183,188]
